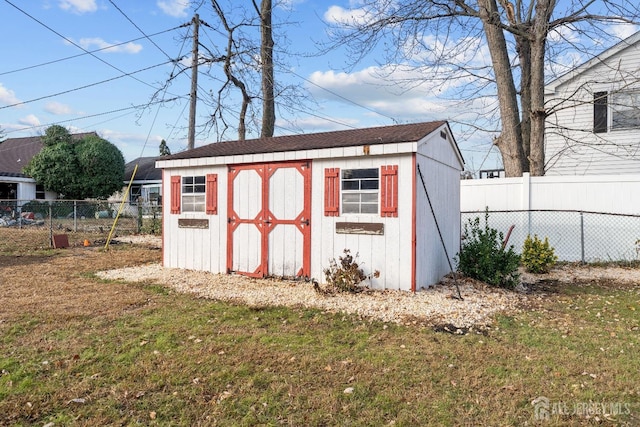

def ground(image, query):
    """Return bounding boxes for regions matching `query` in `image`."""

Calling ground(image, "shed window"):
[182,176,206,212]
[342,168,379,214]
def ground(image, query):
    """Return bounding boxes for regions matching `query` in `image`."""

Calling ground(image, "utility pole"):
[188,13,200,151]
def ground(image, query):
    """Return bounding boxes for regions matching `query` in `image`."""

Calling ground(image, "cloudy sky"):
[0,0,637,174]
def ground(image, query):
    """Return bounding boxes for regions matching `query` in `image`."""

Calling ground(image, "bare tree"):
[325,0,640,176]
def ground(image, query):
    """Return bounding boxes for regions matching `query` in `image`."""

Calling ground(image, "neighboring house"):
[0,132,97,201]
[123,156,162,204]
[157,121,464,292]
[545,31,640,175]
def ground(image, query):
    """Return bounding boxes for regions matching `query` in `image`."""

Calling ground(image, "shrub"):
[315,249,379,295]
[457,211,520,289]
[521,234,558,273]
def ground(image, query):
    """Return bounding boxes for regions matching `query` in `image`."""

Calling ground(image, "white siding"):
[311,154,415,291]
[162,165,228,273]
[415,131,462,289]
[545,39,640,175]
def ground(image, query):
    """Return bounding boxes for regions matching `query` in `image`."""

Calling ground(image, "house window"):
[182,176,206,212]
[611,91,640,130]
[35,185,46,200]
[341,168,379,214]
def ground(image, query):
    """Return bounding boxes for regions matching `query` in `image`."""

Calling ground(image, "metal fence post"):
[49,202,53,248]
[74,200,78,232]
[580,212,585,263]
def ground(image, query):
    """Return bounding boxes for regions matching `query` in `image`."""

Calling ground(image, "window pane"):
[361,179,379,190]
[342,203,359,214]
[194,184,206,193]
[349,168,378,179]
[342,180,360,190]
[183,177,194,185]
[195,176,206,184]
[361,192,378,202]
[361,203,378,214]
[183,186,194,193]
[342,193,360,203]
[611,92,640,129]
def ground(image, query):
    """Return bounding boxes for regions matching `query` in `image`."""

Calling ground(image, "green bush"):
[457,211,520,289]
[521,234,558,273]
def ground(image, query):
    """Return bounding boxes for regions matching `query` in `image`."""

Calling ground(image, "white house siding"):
[161,165,228,273]
[311,154,415,291]
[415,133,462,290]
[545,38,640,175]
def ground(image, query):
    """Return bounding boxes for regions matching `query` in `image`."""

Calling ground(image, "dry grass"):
[1,230,639,426]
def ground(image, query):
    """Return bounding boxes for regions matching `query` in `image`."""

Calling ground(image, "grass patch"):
[1,245,640,425]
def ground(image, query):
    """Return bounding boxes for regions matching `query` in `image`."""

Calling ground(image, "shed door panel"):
[229,168,263,276]
[227,161,310,278]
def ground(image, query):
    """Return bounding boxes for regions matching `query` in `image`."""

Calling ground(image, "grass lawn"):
[0,237,639,425]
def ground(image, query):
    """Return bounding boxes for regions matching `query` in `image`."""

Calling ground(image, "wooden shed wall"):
[162,165,228,272]
[310,154,415,291]
[414,133,462,289]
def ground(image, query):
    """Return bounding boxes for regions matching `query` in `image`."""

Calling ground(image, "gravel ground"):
[98,235,640,329]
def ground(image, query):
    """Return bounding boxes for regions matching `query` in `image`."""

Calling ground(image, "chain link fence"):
[0,199,162,251]
[461,209,640,263]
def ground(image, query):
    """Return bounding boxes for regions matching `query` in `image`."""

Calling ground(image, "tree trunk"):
[259,0,275,138]
[478,0,526,177]
[528,0,554,176]
[516,35,532,172]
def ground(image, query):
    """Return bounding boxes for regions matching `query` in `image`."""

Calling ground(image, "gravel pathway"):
[100,235,640,329]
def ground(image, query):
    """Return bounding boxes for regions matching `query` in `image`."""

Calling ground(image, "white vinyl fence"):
[461,174,640,262]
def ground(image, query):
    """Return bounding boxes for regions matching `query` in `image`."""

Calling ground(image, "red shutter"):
[324,168,340,216]
[381,165,398,217]
[170,176,181,214]
[206,173,218,215]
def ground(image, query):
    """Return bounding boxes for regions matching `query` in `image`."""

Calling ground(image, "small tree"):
[159,139,171,156]
[24,126,125,200]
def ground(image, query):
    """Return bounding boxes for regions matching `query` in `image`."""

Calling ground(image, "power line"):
[2,96,182,138]
[107,0,182,62]
[0,27,181,77]
[0,60,179,110]
[3,0,178,93]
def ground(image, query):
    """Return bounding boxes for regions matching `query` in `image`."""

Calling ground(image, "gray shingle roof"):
[125,156,162,181]
[164,121,448,161]
[0,132,97,177]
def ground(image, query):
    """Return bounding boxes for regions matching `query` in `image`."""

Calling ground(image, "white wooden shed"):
[157,121,464,292]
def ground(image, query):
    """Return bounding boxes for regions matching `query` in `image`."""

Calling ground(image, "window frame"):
[341,168,379,215]
[610,90,640,131]
[181,175,206,213]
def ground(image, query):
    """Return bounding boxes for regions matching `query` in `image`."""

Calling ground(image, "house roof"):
[0,132,98,178]
[545,30,640,94]
[125,156,162,182]
[163,121,454,161]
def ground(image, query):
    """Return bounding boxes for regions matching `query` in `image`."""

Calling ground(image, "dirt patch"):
[0,245,161,322]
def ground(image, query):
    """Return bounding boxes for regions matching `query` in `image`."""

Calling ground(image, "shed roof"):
[163,121,453,161]
[0,132,97,178]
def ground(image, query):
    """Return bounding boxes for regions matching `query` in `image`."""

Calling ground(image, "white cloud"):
[18,114,41,127]
[44,102,73,115]
[0,83,22,107]
[58,0,97,14]
[157,0,189,18]
[323,5,371,26]
[608,23,639,40]
[77,37,143,54]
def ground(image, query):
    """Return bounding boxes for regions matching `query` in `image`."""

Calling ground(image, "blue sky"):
[0,0,637,174]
